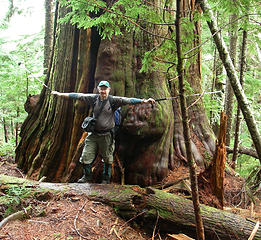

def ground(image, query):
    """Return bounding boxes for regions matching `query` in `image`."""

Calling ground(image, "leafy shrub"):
[0,139,16,158]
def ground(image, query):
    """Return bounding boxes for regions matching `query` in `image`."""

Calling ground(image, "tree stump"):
[210,111,227,209]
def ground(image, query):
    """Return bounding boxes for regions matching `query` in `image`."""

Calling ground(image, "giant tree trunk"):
[15,4,89,181]
[15,1,215,185]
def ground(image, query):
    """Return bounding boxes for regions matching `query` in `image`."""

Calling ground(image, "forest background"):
[0,0,260,180]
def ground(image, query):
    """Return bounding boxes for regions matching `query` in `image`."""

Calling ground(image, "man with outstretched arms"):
[51,80,155,184]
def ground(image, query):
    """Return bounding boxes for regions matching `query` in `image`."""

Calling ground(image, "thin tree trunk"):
[198,0,261,162]
[3,117,8,143]
[44,0,53,74]
[231,27,248,169]
[10,119,14,136]
[210,12,224,133]
[210,45,218,127]
[224,12,238,146]
[175,1,205,239]
[15,108,20,146]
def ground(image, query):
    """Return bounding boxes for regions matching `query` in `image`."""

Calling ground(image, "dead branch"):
[0,206,32,229]
[226,146,258,159]
[73,199,89,239]
[248,221,260,240]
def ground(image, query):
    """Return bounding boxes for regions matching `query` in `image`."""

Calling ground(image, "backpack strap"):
[108,95,117,111]
[92,94,99,108]
[92,94,107,119]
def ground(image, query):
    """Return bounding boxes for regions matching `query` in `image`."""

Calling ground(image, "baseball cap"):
[98,81,110,88]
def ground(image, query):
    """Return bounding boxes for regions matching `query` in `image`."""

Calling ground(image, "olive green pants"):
[79,132,115,165]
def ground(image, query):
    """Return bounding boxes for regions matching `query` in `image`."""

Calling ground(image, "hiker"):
[51,81,155,184]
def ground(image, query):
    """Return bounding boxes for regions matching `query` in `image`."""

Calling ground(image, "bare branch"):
[226,146,258,159]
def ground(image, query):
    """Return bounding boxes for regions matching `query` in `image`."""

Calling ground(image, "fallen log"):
[0,174,260,239]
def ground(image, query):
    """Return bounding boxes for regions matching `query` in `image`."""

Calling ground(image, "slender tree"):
[176,0,205,238]
[3,117,8,143]
[231,23,248,169]
[43,0,54,74]
[210,12,224,133]
[224,11,238,146]
[197,0,261,162]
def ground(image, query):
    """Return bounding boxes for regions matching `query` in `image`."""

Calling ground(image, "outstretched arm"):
[113,96,156,107]
[51,91,89,99]
[51,91,97,105]
[129,97,156,105]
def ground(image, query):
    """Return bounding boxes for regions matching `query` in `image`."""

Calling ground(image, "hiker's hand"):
[51,91,60,96]
[143,98,155,104]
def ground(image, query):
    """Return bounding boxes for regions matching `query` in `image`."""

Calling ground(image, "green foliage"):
[201,0,261,180]
[0,0,44,148]
[7,185,35,200]
[59,0,159,39]
[0,137,16,157]
[236,155,260,179]
[140,40,177,74]
[203,94,223,123]
[0,185,38,217]
[140,50,155,73]
[0,31,44,145]
[245,165,261,191]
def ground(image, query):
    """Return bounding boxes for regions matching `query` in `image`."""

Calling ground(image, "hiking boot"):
[77,164,92,183]
[102,163,112,184]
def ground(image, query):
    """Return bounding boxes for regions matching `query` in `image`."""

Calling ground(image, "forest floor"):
[0,157,260,240]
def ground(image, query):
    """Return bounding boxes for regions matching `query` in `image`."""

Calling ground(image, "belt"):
[94,129,113,134]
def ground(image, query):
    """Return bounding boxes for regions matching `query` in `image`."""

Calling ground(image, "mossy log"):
[0,174,260,240]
